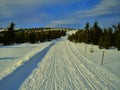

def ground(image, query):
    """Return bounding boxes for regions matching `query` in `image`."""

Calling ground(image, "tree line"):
[68,21,120,50]
[0,22,66,45]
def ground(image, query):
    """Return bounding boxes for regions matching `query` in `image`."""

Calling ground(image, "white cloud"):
[47,18,82,27]
[47,0,120,27]
[75,0,120,18]
[49,19,77,25]
[0,0,79,10]
[0,0,120,28]
[97,0,120,9]
[0,0,79,18]
[19,13,52,23]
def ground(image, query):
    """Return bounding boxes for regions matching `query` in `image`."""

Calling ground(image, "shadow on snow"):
[0,42,55,90]
[0,57,21,60]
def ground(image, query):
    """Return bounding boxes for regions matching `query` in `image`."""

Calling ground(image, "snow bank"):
[0,42,51,80]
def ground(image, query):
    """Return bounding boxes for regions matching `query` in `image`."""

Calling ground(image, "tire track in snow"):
[73,43,120,90]
[62,53,82,90]
[44,43,69,90]
[61,42,86,89]
[62,54,75,90]
[67,43,109,89]
[65,42,98,90]
[0,42,55,90]
[34,44,57,90]
[67,41,120,90]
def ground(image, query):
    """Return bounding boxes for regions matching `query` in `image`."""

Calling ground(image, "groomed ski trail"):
[19,38,120,90]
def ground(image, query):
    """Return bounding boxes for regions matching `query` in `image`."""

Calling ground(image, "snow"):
[0,30,120,90]
[75,43,120,77]
[0,42,51,80]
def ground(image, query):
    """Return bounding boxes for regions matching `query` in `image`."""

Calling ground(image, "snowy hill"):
[0,30,120,90]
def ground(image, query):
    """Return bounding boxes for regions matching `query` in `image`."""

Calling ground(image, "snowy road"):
[19,38,120,90]
[0,35,120,90]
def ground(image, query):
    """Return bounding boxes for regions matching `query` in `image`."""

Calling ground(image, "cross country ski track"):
[0,37,120,90]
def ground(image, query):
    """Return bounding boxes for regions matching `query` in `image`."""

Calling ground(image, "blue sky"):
[0,0,120,29]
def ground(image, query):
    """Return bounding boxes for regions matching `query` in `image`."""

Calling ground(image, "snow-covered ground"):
[0,31,120,90]
[0,42,51,80]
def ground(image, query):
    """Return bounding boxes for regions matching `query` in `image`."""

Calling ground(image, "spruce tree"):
[104,28,112,49]
[3,22,16,45]
[29,32,36,44]
[115,23,120,50]
[92,21,102,45]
